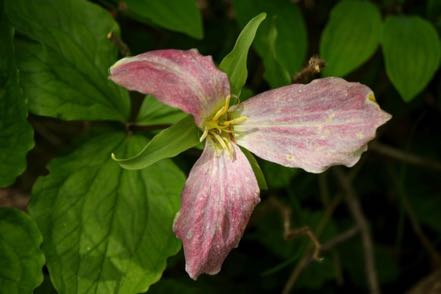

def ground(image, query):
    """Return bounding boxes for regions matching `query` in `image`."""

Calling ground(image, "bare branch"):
[335,167,380,294]
[370,142,441,172]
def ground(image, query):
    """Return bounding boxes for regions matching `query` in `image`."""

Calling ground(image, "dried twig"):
[282,186,344,294]
[370,142,441,172]
[269,197,322,261]
[388,168,441,267]
[321,225,360,251]
[292,56,326,84]
[0,189,29,211]
[335,167,380,294]
[107,31,131,57]
[282,225,360,294]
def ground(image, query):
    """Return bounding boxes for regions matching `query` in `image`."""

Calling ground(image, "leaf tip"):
[110,152,118,161]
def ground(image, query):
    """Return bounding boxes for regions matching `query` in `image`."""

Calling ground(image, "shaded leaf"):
[241,147,268,190]
[261,161,298,189]
[340,240,399,285]
[261,17,291,88]
[0,207,45,293]
[0,1,33,187]
[6,0,130,121]
[381,16,441,102]
[233,0,307,87]
[219,12,266,96]
[124,0,203,39]
[113,116,200,170]
[29,131,185,293]
[136,95,186,126]
[320,1,382,77]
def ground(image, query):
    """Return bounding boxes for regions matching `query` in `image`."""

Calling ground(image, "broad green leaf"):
[113,116,200,170]
[29,131,185,294]
[0,1,33,187]
[320,1,382,77]
[233,0,307,87]
[219,12,266,96]
[261,161,298,189]
[136,95,186,126]
[241,147,268,190]
[261,17,291,88]
[6,0,130,121]
[124,0,203,39]
[381,16,441,102]
[0,208,45,293]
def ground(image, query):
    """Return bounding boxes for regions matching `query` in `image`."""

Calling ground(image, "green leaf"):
[219,12,266,96]
[6,0,130,121]
[113,116,200,170]
[261,17,292,88]
[0,1,33,187]
[381,16,441,102]
[124,0,203,39]
[136,95,186,126]
[241,147,268,190]
[233,0,307,87]
[261,161,298,189]
[320,1,382,77]
[0,208,45,293]
[29,131,185,294]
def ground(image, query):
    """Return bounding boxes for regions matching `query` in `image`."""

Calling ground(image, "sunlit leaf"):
[30,131,185,293]
[381,16,441,102]
[136,95,186,126]
[124,0,203,39]
[6,0,130,121]
[233,0,307,87]
[320,1,382,77]
[219,12,266,96]
[0,1,33,187]
[113,116,200,170]
[0,208,45,293]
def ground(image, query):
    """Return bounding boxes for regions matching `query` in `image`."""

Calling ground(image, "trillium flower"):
[109,49,391,279]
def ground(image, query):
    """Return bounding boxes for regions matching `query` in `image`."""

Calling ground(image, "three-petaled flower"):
[109,49,391,279]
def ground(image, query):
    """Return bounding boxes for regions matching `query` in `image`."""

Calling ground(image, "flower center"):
[199,95,247,154]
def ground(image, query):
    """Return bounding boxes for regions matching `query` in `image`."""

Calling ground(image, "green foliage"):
[320,0,382,77]
[6,0,130,121]
[0,208,45,293]
[0,1,33,187]
[233,0,307,87]
[124,0,203,39]
[381,16,441,102]
[219,12,266,96]
[241,147,268,190]
[260,18,292,87]
[113,116,200,170]
[29,132,184,293]
[137,96,187,126]
[261,161,298,189]
[1,0,440,292]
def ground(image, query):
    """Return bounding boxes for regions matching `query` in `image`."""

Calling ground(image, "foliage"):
[0,0,441,293]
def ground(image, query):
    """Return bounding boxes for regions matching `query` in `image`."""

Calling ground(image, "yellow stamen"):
[212,95,231,121]
[200,127,209,142]
[213,133,228,150]
[199,95,246,154]
[223,115,248,126]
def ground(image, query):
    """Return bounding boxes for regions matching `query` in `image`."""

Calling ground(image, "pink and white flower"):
[109,49,391,279]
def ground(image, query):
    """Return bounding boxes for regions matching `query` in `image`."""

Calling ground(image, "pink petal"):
[173,142,260,279]
[235,77,391,173]
[109,49,230,125]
